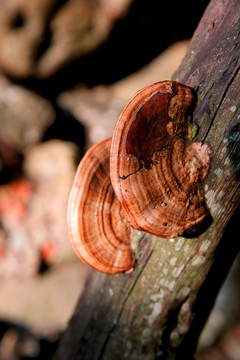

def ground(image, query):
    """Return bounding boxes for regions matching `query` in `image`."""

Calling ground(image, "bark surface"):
[54,0,240,359]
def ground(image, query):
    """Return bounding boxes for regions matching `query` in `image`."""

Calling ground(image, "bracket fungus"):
[67,138,134,274]
[68,81,212,274]
[110,81,212,238]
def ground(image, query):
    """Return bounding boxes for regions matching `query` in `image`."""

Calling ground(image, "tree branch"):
[54,0,240,358]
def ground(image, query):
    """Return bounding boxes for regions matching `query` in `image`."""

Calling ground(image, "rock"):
[58,41,189,149]
[0,0,134,79]
[0,262,88,334]
[23,140,78,265]
[36,0,134,78]
[0,178,38,278]
[0,74,55,151]
[110,40,190,102]
[0,140,78,278]
[58,85,124,148]
[0,0,56,78]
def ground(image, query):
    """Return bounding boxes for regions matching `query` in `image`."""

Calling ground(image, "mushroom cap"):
[110,81,211,238]
[67,138,134,274]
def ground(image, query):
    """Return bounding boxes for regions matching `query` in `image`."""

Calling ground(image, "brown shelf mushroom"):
[67,138,134,274]
[110,81,212,238]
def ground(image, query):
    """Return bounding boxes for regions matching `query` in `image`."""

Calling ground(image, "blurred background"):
[0,0,239,359]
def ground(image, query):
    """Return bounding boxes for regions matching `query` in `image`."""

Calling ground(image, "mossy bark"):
[54,0,240,359]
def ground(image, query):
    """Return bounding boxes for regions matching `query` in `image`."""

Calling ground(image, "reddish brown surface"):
[124,82,192,170]
[125,91,175,170]
[67,138,134,274]
[110,81,211,238]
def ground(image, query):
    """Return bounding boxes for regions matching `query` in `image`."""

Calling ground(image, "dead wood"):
[54,0,240,359]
